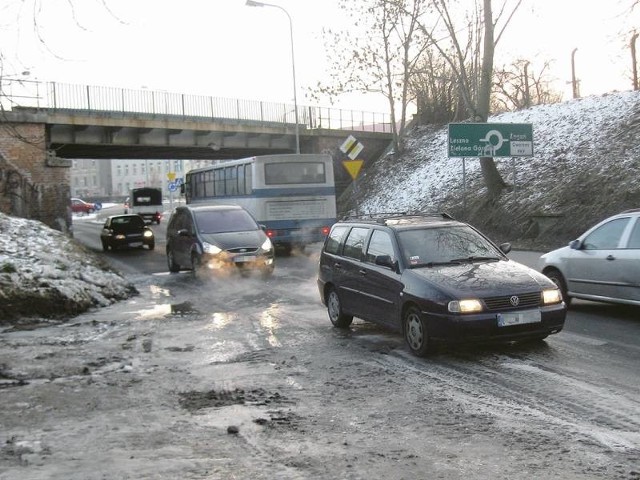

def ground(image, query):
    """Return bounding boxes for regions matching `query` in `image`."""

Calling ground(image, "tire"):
[545,268,571,306]
[167,249,181,273]
[191,253,202,279]
[88,208,95,214]
[260,266,274,280]
[326,287,353,328]
[147,242,155,251]
[102,241,109,252]
[404,305,433,357]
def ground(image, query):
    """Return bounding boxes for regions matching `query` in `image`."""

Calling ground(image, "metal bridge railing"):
[0,79,393,134]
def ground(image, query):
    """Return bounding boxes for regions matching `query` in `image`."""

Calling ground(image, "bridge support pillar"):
[0,123,72,233]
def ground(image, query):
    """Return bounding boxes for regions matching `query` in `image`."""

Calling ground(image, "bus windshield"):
[264,162,326,185]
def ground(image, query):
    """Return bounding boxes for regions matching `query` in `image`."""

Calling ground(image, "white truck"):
[125,187,163,224]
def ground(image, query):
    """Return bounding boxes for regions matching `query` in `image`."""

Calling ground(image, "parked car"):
[165,204,275,278]
[317,212,566,357]
[100,214,155,251]
[539,209,640,307]
[70,198,96,214]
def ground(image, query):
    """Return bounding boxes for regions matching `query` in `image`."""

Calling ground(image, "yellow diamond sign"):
[343,160,364,180]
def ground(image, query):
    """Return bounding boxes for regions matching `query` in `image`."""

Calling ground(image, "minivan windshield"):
[397,225,502,268]
[194,209,259,234]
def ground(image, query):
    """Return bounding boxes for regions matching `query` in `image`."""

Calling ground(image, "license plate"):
[234,255,256,263]
[497,310,541,327]
[129,242,143,247]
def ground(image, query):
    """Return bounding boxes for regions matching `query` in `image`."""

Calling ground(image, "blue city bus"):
[183,154,337,252]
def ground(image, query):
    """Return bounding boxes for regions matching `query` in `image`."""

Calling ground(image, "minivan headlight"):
[202,242,222,255]
[542,288,562,305]
[260,237,273,252]
[448,299,483,313]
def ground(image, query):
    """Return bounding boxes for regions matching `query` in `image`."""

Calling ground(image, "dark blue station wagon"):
[317,213,566,356]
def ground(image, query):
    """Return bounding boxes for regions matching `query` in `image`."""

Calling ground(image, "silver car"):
[539,209,640,307]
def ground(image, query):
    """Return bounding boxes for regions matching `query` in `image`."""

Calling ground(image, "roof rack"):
[341,211,455,224]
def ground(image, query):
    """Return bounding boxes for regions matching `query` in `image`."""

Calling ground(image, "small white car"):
[539,209,640,307]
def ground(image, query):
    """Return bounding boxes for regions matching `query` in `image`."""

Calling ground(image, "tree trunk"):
[477,0,505,198]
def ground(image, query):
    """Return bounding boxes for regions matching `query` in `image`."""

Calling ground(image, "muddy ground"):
[1,251,639,480]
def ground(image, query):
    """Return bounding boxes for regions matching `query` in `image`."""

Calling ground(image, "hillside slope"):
[343,90,640,250]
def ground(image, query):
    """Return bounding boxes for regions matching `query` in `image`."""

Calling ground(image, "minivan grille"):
[227,247,259,254]
[483,291,541,311]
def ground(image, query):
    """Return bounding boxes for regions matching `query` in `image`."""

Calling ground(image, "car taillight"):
[266,230,276,238]
[321,226,330,236]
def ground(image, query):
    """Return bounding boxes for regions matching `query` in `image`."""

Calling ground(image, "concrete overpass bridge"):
[0,80,394,231]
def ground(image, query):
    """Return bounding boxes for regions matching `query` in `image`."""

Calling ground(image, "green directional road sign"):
[448,123,533,157]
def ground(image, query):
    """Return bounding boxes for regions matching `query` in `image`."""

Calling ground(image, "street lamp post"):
[246,0,300,154]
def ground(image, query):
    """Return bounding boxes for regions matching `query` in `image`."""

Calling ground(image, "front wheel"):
[545,269,571,306]
[326,288,353,328]
[191,253,202,279]
[404,306,433,357]
[167,249,181,273]
[147,242,155,251]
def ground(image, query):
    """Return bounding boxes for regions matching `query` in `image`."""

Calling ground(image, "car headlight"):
[202,241,222,255]
[542,288,562,305]
[260,237,273,252]
[115,234,125,240]
[448,299,483,313]
[143,230,154,238]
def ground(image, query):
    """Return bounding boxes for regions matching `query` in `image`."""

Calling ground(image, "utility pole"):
[631,31,639,91]
[571,48,580,99]
[524,61,531,108]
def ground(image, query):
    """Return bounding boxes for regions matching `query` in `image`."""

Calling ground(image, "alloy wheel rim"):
[406,313,423,349]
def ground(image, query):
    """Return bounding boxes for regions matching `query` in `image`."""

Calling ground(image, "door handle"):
[606,255,616,261]
[359,269,367,275]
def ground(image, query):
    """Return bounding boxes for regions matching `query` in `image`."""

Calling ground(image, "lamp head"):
[246,0,264,6]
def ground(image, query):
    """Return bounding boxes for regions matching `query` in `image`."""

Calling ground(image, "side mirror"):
[375,255,397,271]
[499,242,512,254]
[569,239,581,250]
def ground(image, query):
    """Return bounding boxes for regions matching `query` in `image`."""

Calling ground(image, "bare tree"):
[415,0,525,198]
[492,59,562,112]
[314,0,432,152]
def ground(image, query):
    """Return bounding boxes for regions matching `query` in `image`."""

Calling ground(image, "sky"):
[0,0,638,113]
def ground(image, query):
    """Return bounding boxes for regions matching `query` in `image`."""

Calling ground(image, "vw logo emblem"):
[510,296,520,306]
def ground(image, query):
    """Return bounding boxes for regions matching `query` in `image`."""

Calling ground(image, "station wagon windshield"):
[397,225,502,267]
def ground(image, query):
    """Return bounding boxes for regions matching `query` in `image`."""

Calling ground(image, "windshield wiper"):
[448,256,502,263]
[410,260,463,268]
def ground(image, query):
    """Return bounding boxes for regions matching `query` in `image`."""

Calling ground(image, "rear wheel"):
[545,269,571,306]
[167,249,180,273]
[404,305,433,357]
[327,287,353,328]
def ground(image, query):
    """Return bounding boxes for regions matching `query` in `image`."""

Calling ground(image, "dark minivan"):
[317,212,566,356]
[166,204,275,279]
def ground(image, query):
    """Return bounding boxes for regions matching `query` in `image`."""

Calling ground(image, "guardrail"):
[0,79,393,133]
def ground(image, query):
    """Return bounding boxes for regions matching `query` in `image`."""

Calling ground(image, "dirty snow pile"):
[0,212,136,322]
